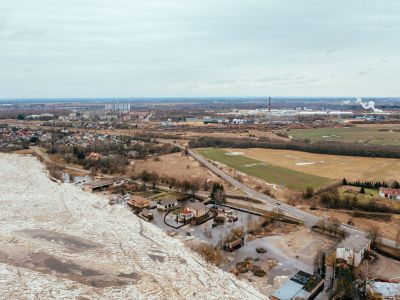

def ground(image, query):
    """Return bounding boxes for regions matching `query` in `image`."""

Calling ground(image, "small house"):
[379,187,400,201]
[187,202,207,218]
[128,196,150,209]
[178,202,207,221]
[336,235,371,267]
[178,207,194,222]
[83,179,114,192]
[140,208,153,221]
[223,238,244,252]
[157,199,178,210]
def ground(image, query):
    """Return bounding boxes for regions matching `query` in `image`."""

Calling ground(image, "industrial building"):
[271,271,324,300]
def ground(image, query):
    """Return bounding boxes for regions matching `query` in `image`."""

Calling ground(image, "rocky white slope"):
[0,154,266,299]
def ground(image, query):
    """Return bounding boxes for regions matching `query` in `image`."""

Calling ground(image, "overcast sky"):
[0,0,399,98]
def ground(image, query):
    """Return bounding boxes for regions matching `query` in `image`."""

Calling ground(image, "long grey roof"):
[188,202,206,211]
[338,234,370,251]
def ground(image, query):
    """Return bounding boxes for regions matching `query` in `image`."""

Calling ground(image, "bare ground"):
[303,206,400,241]
[130,152,226,187]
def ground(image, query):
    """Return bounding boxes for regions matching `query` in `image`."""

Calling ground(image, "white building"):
[271,271,324,300]
[336,235,371,267]
[104,103,131,111]
[231,118,247,125]
[157,199,178,210]
[99,115,118,121]
[367,281,400,299]
[379,187,400,201]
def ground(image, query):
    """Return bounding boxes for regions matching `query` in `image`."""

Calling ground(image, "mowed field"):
[197,148,333,191]
[280,124,400,146]
[223,148,400,182]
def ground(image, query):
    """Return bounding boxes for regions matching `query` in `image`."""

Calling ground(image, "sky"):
[0,0,399,98]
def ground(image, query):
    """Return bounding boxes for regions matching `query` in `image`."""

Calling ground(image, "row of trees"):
[137,170,207,195]
[189,136,400,158]
[342,178,400,189]
[316,218,346,238]
[135,173,226,202]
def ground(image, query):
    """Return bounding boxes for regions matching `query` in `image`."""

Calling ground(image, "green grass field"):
[279,126,400,146]
[338,187,379,205]
[197,148,333,191]
[338,186,400,210]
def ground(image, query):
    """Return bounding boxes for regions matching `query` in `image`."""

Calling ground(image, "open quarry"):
[0,154,265,299]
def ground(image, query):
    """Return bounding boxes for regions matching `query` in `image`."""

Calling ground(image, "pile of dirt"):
[247,221,299,241]
[230,257,276,278]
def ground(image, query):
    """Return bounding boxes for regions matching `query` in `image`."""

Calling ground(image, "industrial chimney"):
[268,97,271,112]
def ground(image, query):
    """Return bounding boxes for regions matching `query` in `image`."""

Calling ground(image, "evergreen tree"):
[321,252,326,278]
[210,183,225,205]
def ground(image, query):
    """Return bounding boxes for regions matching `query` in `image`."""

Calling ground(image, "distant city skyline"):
[1,0,400,98]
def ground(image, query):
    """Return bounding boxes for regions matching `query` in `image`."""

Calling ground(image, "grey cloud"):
[0,0,399,98]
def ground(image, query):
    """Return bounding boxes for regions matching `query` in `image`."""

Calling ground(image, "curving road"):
[189,149,320,226]
[167,142,399,249]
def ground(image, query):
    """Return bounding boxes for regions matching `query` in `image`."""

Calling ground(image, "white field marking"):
[225,152,243,156]
[295,161,324,166]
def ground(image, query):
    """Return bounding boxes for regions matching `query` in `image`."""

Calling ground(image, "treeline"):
[47,137,180,160]
[64,153,129,174]
[189,136,400,159]
[343,178,399,189]
[136,170,211,194]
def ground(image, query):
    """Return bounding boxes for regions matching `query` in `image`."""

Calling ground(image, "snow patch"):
[295,161,324,166]
[226,152,243,156]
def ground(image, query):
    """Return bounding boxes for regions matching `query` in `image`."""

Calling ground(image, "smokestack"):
[268,97,271,112]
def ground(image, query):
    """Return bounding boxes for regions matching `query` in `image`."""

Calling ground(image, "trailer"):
[223,238,244,252]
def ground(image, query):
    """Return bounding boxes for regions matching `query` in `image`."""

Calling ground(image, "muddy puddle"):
[17,229,103,252]
[0,247,140,288]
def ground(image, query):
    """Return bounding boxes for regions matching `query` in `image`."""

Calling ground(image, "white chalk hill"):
[0,154,265,299]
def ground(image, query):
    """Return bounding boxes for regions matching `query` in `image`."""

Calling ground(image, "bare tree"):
[313,248,323,275]
[190,179,200,196]
[367,225,382,244]
[150,172,159,188]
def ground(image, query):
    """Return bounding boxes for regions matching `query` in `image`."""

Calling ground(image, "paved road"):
[189,149,321,225]
[157,139,398,249]
[191,149,400,248]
